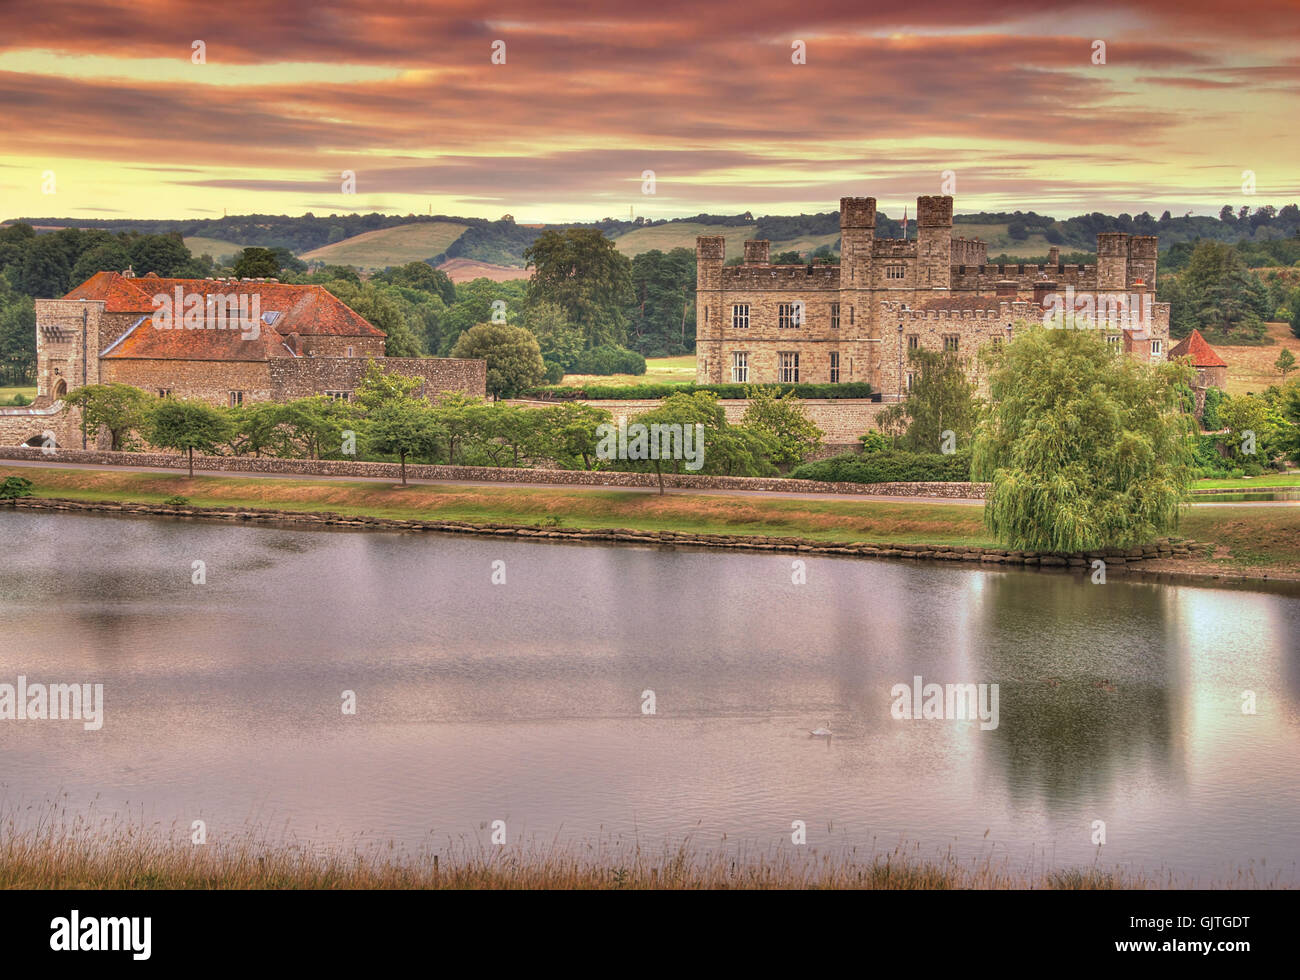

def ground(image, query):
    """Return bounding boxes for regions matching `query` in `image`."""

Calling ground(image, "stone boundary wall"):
[2,496,1205,574]
[508,397,889,445]
[0,445,986,498]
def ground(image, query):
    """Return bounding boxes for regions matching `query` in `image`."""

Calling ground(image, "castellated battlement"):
[696,236,726,262]
[951,237,987,266]
[743,240,771,265]
[839,197,877,228]
[721,265,840,287]
[916,196,954,227]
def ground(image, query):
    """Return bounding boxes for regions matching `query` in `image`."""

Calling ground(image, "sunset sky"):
[2,0,1299,224]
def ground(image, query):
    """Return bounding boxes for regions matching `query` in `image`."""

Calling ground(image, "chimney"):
[1033,280,1058,308]
[995,279,1018,298]
[122,266,136,278]
[1047,246,1060,266]
[743,240,770,265]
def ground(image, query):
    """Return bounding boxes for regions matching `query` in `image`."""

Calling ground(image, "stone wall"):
[0,445,981,497]
[509,397,889,444]
[0,402,87,448]
[103,359,273,404]
[268,356,486,400]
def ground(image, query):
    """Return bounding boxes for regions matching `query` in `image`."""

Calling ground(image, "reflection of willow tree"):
[971,572,1181,810]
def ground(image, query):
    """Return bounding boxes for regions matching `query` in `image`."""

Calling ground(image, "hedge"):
[789,449,972,483]
[524,381,876,401]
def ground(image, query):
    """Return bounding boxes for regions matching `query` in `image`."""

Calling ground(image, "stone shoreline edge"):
[4,495,1215,577]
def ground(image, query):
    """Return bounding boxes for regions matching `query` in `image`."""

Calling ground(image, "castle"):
[695,196,1171,397]
[1,270,485,448]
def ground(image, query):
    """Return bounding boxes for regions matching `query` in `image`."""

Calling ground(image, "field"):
[951,222,1059,259]
[183,236,248,261]
[560,353,696,386]
[436,257,528,282]
[5,465,1298,578]
[612,222,758,262]
[1218,321,1300,395]
[300,221,468,270]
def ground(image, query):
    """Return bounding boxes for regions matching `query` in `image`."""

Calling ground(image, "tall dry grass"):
[0,802,1273,889]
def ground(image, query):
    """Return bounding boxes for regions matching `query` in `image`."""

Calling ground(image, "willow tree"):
[972,325,1197,552]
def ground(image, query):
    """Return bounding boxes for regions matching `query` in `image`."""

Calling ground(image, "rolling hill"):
[301,221,468,270]
[182,236,248,262]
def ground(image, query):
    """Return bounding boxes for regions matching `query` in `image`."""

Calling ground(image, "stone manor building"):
[2,270,485,448]
[695,195,1171,397]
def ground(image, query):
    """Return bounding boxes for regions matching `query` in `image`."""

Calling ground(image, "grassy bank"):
[4,464,1298,577]
[0,813,1262,889]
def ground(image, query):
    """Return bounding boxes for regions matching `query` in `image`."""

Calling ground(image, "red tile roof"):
[1168,329,1227,368]
[67,272,384,360]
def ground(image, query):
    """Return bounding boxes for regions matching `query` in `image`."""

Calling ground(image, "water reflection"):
[0,512,1297,880]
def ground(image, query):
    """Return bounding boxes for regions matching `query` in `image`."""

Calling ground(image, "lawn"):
[5,465,1298,577]
[0,385,37,404]
[1193,473,1300,489]
[560,354,696,387]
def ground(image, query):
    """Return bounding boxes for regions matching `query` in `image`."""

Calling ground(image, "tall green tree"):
[450,322,546,399]
[232,247,281,278]
[878,347,981,453]
[62,383,156,451]
[366,399,440,485]
[524,228,634,347]
[973,326,1197,551]
[740,386,823,467]
[145,399,233,478]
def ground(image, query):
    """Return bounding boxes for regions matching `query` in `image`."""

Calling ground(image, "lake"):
[2,511,1298,883]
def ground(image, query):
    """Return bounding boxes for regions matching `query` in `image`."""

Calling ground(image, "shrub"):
[790,449,972,484]
[569,345,646,376]
[542,359,565,384]
[858,430,893,454]
[525,381,874,400]
[163,494,190,506]
[0,476,34,499]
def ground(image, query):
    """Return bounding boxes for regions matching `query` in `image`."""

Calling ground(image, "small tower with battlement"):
[916,195,953,289]
[1096,232,1130,291]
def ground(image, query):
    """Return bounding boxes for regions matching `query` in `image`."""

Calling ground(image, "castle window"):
[849,306,855,326]
[732,304,750,329]
[778,303,800,328]
[886,265,906,280]
[943,335,959,352]
[990,336,1003,350]
[831,303,840,329]
[907,334,919,351]
[158,389,172,398]
[1106,334,1121,347]
[906,372,916,391]
[324,390,352,402]
[778,352,799,383]
[829,352,840,383]
[229,391,244,407]
[346,345,355,358]
[731,352,749,383]
[1151,339,1163,356]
